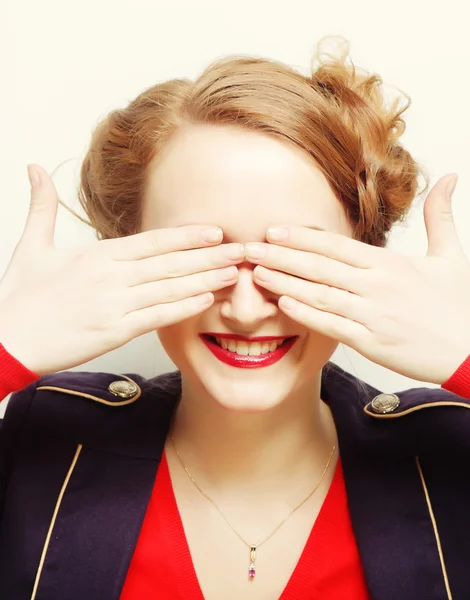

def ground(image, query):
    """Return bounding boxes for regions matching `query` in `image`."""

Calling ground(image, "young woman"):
[1,37,469,600]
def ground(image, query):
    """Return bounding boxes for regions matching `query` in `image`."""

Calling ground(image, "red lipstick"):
[199,334,298,368]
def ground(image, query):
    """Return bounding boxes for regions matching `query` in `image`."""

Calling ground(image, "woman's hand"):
[0,165,244,376]
[245,173,470,384]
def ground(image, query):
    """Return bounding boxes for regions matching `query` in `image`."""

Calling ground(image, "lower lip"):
[200,336,298,368]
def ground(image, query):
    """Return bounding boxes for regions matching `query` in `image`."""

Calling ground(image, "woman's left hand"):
[245,174,470,384]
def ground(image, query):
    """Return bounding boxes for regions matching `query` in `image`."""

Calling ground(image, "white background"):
[1,0,469,416]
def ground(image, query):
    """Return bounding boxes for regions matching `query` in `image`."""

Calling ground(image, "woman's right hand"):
[0,165,244,376]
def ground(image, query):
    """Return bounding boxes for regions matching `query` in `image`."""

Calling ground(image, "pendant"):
[248,545,256,579]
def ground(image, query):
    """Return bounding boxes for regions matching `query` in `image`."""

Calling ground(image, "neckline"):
[158,448,344,599]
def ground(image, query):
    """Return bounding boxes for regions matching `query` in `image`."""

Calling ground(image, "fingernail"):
[245,243,266,259]
[280,296,296,310]
[446,174,458,199]
[199,292,214,307]
[202,227,223,243]
[224,243,245,260]
[267,226,288,241]
[27,164,41,188]
[220,266,239,281]
[254,265,271,280]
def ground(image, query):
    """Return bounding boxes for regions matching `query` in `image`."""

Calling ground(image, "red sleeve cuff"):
[441,353,470,399]
[0,343,40,400]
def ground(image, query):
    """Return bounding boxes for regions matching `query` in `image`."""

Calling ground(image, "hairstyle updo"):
[64,36,428,247]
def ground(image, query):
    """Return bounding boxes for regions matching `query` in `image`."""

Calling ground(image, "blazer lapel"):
[321,364,449,600]
[34,447,161,600]
[8,370,179,600]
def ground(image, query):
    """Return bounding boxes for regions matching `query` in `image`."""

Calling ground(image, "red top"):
[1,342,469,599]
[120,449,370,599]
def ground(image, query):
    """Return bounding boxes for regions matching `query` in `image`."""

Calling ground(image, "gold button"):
[370,393,400,414]
[108,380,138,399]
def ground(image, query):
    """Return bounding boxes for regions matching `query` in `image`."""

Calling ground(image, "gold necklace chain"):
[170,433,337,580]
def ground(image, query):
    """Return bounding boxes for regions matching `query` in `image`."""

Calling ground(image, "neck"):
[167,373,338,501]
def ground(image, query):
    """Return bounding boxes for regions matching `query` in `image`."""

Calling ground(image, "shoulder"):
[365,383,470,456]
[323,362,470,456]
[3,369,181,458]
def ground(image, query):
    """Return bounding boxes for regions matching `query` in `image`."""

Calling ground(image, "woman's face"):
[141,123,353,411]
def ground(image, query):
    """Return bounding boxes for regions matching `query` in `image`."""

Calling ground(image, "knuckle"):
[164,261,184,279]
[158,281,182,303]
[148,230,165,254]
[315,284,333,310]
[323,236,341,257]
[336,236,349,254]
[310,266,325,284]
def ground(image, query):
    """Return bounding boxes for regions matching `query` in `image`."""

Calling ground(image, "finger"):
[253,266,367,323]
[424,173,465,259]
[278,295,366,346]
[122,292,215,336]
[123,243,245,287]
[21,165,59,249]
[245,243,365,295]
[100,225,225,261]
[124,266,238,313]
[265,225,386,268]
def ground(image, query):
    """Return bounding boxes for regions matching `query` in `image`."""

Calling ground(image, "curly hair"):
[61,35,428,248]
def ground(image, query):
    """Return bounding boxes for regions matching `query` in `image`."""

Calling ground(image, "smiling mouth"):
[200,334,298,368]
[202,334,294,356]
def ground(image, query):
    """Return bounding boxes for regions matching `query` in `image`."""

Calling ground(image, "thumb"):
[21,164,59,249]
[424,173,463,258]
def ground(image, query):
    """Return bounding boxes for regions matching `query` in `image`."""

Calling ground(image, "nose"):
[219,263,278,329]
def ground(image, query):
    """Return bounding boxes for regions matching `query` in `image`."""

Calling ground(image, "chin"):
[186,359,304,413]
[210,389,294,413]
[158,328,330,413]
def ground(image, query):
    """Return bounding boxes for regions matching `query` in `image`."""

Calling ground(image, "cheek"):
[158,325,183,351]
[301,331,340,363]
[156,321,196,365]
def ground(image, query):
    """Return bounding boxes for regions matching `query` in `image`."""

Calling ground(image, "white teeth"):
[214,337,285,356]
[248,343,262,356]
[236,341,249,356]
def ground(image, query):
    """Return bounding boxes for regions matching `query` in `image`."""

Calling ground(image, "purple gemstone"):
[249,568,256,578]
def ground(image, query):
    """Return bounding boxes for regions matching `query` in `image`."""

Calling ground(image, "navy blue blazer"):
[0,361,469,600]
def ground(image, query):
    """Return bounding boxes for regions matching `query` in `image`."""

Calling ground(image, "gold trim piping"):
[415,456,453,600]
[30,443,83,600]
[364,400,470,419]
[36,374,141,406]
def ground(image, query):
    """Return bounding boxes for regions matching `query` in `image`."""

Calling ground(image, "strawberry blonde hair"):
[63,36,428,247]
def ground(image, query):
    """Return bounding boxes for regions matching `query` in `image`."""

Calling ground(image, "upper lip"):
[201,333,296,342]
